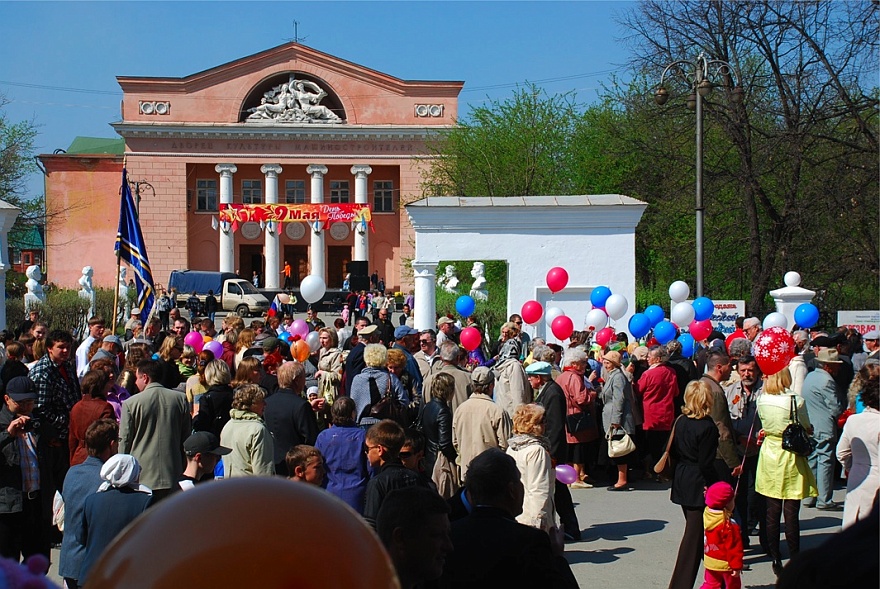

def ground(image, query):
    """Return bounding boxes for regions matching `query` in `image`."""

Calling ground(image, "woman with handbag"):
[600,351,637,491]
[755,367,818,575]
[557,349,599,488]
[421,373,459,498]
[668,380,719,589]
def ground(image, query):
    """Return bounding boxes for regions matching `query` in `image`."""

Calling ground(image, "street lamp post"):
[655,53,742,297]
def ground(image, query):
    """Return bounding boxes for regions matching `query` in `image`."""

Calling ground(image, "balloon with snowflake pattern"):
[752,326,796,376]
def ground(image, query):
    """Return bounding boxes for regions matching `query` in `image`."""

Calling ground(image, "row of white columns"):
[214,163,372,289]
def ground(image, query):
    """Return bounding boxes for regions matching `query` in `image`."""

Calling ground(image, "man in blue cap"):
[526,361,582,542]
[392,326,423,402]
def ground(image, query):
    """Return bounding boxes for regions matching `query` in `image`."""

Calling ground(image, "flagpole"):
[112,161,126,332]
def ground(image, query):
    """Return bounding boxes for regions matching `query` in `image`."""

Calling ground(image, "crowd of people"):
[0,302,877,588]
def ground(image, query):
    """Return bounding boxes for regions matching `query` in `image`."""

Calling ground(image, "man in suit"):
[119,359,190,503]
[263,362,318,476]
[440,448,577,588]
[527,361,581,542]
[343,323,378,395]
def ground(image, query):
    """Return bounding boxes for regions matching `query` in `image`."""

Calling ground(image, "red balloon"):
[546,267,569,294]
[689,319,713,341]
[550,315,574,340]
[521,300,544,325]
[459,327,482,352]
[752,327,796,376]
[595,327,615,347]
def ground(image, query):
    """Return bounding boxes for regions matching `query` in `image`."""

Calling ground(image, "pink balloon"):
[595,327,615,347]
[689,319,713,341]
[521,300,544,325]
[546,267,569,294]
[555,464,578,485]
[459,327,482,352]
[288,319,310,339]
[203,340,223,358]
[183,331,204,354]
[551,315,574,340]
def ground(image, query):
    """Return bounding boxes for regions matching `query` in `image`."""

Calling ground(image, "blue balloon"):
[654,320,677,345]
[278,331,291,343]
[794,303,820,329]
[692,297,715,322]
[644,305,665,327]
[590,286,612,308]
[628,313,651,339]
[677,333,695,357]
[455,295,476,318]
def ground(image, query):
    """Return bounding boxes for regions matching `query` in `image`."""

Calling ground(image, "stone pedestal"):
[216,164,237,273]
[351,165,372,262]
[412,261,438,332]
[307,165,328,279]
[0,201,20,331]
[769,271,815,329]
[262,164,282,289]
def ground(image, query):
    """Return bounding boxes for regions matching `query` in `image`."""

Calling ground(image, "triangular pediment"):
[117,43,463,126]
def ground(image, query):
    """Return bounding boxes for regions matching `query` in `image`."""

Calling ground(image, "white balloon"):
[305,330,321,353]
[763,312,788,330]
[605,294,628,321]
[545,306,564,326]
[585,308,608,331]
[300,275,326,304]
[670,301,696,327]
[669,280,690,304]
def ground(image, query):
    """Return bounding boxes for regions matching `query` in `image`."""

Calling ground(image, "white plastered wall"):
[406,195,647,342]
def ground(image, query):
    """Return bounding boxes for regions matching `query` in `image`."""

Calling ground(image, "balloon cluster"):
[453,293,480,352]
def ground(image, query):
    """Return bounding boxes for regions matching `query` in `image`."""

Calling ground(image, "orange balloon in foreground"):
[86,478,400,589]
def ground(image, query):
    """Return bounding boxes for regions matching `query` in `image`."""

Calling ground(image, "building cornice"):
[112,122,449,142]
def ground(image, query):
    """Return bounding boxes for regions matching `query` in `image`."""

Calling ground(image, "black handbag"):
[564,386,594,434]
[781,395,815,457]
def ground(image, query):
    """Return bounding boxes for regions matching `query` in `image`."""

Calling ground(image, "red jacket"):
[69,396,114,466]
[636,363,678,431]
[703,508,743,571]
[556,369,598,443]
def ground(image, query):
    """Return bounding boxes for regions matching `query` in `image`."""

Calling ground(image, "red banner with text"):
[218,203,373,232]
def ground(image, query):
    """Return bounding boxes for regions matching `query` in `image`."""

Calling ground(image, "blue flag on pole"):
[115,168,155,322]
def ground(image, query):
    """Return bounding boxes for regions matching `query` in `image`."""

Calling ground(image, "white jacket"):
[506,434,558,534]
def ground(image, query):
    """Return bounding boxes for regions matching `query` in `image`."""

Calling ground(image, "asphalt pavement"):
[563,474,847,588]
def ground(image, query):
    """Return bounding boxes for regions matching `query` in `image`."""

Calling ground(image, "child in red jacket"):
[701,481,743,589]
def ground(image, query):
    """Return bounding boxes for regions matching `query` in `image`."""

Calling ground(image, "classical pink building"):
[40,42,463,291]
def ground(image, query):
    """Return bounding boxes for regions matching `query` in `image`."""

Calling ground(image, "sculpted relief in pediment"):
[245,75,343,124]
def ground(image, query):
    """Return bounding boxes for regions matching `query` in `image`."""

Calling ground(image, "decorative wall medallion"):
[329,222,350,241]
[285,222,306,240]
[241,222,261,240]
[414,104,444,117]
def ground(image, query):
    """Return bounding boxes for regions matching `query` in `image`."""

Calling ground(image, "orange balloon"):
[202,335,212,343]
[292,339,311,362]
[86,478,400,589]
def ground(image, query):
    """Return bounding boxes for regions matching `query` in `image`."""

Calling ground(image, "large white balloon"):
[299,275,326,304]
[605,294,628,321]
[585,308,608,331]
[670,301,696,327]
[669,280,690,304]
[763,312,788,330]
[545,306,564,326]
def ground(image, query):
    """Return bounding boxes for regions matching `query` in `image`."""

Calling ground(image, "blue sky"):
[1,1,635,199]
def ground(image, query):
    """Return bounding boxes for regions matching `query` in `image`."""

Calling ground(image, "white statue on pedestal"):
[24,265,46,312]
[470,262,488,302]
[117,267,130,318]
[78,266,96,319]
[437,265,459,294]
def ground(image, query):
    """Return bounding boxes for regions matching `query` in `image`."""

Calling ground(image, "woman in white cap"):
[79,454,152,583]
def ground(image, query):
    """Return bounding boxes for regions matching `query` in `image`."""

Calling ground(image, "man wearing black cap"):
[0,376,51,560]
[178,431,231,490]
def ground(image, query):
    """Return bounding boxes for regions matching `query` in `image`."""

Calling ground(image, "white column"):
[215,163,237,273]
[307,164,328,279]
[412,261,438,332]
[351,165,372,262]
[261,164,282,289]
[0,203,21,330]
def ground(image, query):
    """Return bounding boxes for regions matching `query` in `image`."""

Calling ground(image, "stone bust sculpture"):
[437,264,459,294]
[470,262,488,301]
[24,265,46,311]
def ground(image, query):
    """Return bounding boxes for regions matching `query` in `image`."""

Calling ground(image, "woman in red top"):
[68,369,114,465]
[556,348,599,488]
